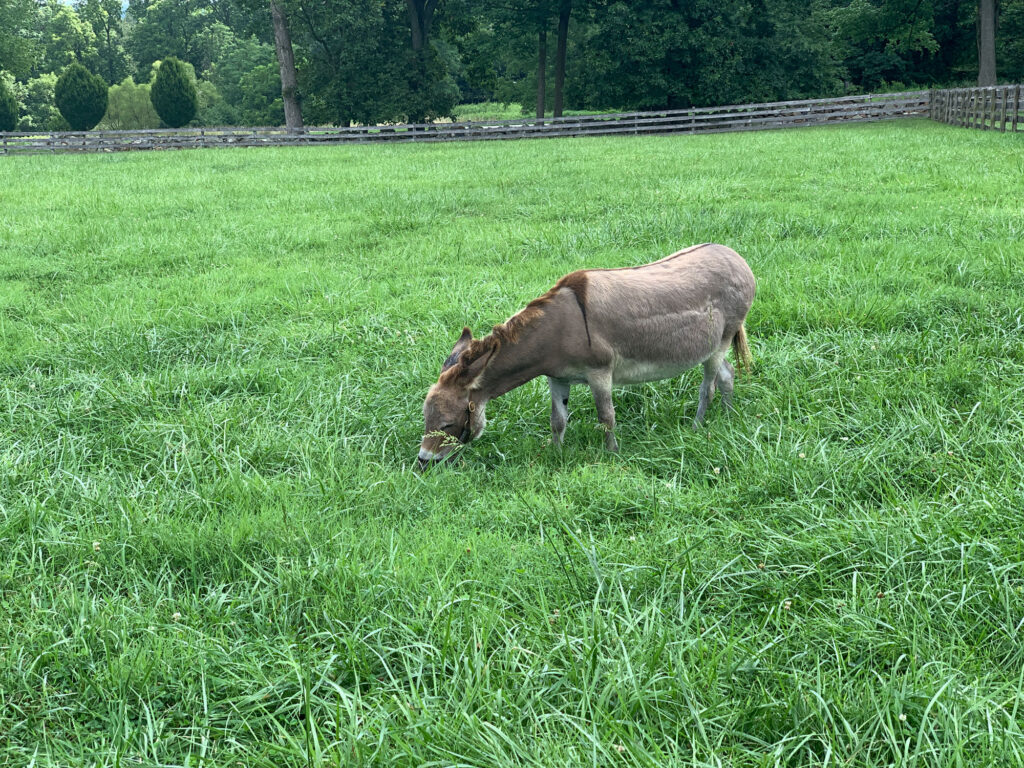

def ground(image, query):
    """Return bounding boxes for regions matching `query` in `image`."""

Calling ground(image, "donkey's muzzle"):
[416,446,458,470]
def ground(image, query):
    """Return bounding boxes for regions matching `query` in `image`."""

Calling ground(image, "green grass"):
[452,102,617,121]
[453,101,525,121]
[1,120,1023,766]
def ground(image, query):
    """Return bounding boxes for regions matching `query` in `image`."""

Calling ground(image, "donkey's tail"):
[732,323,752,374]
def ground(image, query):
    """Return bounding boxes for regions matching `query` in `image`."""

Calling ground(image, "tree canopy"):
[0,0,1020,132]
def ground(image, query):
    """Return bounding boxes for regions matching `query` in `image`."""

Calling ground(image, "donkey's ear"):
[459,340,497,384]
[441,327,473,372]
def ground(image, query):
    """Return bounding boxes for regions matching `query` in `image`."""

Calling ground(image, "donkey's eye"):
[441,423,454,431]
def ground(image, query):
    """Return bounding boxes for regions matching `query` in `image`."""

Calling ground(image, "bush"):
[54,63,108,131]
[0,73,18,132]
[20,74,68,131]
[150,57,198,128]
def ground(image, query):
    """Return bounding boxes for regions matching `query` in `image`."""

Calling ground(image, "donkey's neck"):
[473,326,551,402]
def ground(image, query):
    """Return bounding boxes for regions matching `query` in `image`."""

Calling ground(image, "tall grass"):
[0,120,1022,766]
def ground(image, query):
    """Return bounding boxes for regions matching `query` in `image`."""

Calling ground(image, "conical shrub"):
[54,63,108,131]
[150,58,198,128]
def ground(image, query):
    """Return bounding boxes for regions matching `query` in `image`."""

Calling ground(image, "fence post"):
[1014,85,1021,133]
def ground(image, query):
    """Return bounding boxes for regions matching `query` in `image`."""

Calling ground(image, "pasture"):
[1,120,1023,766]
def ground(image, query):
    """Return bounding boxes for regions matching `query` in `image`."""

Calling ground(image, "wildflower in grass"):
[876,591,885,599]
[92,541,100,552]
[899,713,907,722]
[798,452,806,458]
[628,535,636,541]
[713,466,721,475]
[613,744,626,754]
[757,562,765,569]
[172,612,182,621]
[784,600,792,610]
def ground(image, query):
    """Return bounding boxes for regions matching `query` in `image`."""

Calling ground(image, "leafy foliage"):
[54,62,108,130]
[19,74,68,131]
[99,77,161,130]
[3,0,1024,129]
[149,56,198,128]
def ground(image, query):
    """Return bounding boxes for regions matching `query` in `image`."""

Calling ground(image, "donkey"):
[418,243,755,467]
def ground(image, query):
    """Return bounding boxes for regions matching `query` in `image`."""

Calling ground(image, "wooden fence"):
[0,91,930,155]
[929,85,1022,132]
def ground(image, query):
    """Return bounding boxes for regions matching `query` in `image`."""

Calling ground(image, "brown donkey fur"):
[418,243,756,466]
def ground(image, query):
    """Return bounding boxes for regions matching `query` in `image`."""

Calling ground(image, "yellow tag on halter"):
[468,402,476,412]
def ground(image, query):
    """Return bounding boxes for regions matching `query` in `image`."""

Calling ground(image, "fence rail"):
[4,87,1020,154]
[929,85,1022,132]
[1,91,931,155]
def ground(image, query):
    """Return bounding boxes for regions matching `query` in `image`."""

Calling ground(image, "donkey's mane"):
[439,271,588,384]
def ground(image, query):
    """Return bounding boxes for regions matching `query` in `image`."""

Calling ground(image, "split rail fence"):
[0,87,1018,155]
[929,85,1021,133]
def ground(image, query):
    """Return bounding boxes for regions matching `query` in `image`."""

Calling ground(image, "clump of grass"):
[0,120,1023,766]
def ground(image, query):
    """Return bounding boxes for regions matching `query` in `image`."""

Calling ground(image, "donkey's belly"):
[612,358,697,385]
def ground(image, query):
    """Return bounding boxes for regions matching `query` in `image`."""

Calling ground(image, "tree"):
[39,1,98,76]
[20,74,68,131]
[54,62,108,130]
[150,56,199,127]
[291,0,456,126]
[553,0,571,116]
[270,1,302,130]
[977,0,996,84]
[79,0,131,85]
[100,77,161,129]
[0,0,40,80]
[127,0,210,80]
[0,74,18,131]
[407,0,440,51]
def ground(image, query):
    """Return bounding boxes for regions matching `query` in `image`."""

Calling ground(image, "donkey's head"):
[418,327,493,469]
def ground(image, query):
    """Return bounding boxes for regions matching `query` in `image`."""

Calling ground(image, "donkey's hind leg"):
[717,359,735,411]
[693,349,727,427]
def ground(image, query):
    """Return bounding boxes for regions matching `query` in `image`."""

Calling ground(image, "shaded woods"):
[1,0,1022,130]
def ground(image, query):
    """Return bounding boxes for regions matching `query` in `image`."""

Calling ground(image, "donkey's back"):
[562,243,755,385]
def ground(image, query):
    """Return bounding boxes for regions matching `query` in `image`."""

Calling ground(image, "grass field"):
[452,102,614,121]
[1,120,1023,766]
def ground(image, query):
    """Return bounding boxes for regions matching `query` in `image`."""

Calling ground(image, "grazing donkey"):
[418,243,755,467]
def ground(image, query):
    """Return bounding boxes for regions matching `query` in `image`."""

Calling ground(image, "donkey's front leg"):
[587,369,618,452]
[548,377,570,446]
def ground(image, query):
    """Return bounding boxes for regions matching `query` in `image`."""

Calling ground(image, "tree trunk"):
[553,0,570,118]
[271,1,303,132]
[406,0,438,52]
[977,0,996,86]
[536,27,547,121]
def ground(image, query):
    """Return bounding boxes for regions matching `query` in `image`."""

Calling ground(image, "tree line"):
[1,0,1021,133]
